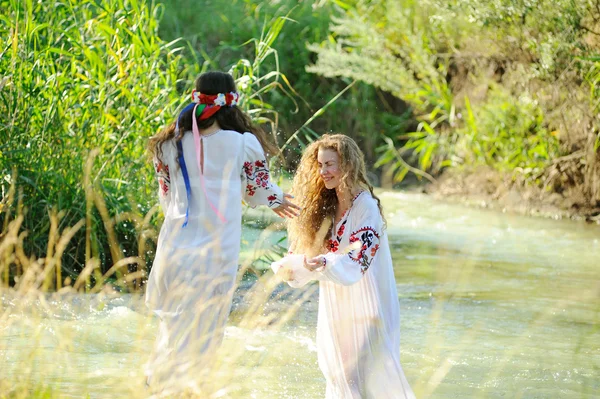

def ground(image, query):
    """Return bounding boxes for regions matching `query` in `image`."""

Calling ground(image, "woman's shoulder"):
[240,132,264,152]
[354,190,383,216]
[157,139,176,155]
[213,129,249,144]
[240,131,258,140]
[354,190,378,207]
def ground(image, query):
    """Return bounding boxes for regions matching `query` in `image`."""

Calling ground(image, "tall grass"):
[0,0,188,279]
[0,0,303,279]
[0,174,317,398]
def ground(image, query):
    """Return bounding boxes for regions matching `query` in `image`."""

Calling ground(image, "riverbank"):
[422,166,600,224]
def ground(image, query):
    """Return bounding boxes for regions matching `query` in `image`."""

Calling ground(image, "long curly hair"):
[148,71,278,164]
[287,134,385,257]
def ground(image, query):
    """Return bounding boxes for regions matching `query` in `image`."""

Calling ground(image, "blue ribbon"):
[175,103,196,228]
[176,140,191,228]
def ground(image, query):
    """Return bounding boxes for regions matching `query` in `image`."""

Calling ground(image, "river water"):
[1,192,599,398]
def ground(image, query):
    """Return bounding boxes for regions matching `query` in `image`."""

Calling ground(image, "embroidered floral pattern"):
[348,226,380,274]
[243,159,281,207]
[243,161,253,177]
[370,244,380,257]
[328,217,348,254]
[154,160,170,196]
[328,239,340,252]
[327,192,364,254]
[337,222,346,237]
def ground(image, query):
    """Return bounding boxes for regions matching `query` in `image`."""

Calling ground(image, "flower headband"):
[191,89,240,107]
[175,89,241,133]
[190,89,240,121]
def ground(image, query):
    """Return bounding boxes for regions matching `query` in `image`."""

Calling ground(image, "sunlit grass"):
[0,167,317,398]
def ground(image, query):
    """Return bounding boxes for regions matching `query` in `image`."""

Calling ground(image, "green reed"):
[0,0,302,280]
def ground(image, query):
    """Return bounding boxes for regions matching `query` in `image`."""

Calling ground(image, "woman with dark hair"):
[145,71,299,394]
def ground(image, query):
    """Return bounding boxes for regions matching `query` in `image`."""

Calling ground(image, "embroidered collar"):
[332,190,367,239]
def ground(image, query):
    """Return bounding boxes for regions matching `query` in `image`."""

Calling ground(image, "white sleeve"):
[153,154,172,214]
[270,254,317,288]
[318,198,383,286]
[242,133,283,209]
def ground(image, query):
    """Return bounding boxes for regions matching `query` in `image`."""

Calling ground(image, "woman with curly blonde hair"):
[274,134,415,398]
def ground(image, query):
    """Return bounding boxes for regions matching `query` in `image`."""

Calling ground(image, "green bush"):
[0,0,310,283]
[455,87,560,181]
[306,0,595,186]
[0,0,191,278]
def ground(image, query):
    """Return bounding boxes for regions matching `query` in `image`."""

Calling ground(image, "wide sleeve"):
[270,254,317,288]
[318,197,383,286]
[153,154,172,214]
[281,241,312,288]
[242,133,283,209]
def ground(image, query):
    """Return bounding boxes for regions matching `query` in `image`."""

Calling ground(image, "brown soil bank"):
[424,166,600,224]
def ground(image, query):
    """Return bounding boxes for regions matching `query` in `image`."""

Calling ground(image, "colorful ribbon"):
[191,89,240,120]
[175,103,196,228]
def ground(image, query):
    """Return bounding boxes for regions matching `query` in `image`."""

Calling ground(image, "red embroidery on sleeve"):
[348,226,380,274]
[154,161,170,196]
[243,159,280,206]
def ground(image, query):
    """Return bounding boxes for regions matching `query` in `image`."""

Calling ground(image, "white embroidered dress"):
[285,192,415,399]
[144,129,283,389]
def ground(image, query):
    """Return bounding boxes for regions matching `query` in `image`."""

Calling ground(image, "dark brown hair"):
[149,71,278,163]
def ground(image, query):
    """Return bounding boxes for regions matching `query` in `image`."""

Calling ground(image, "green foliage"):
[0,0,189,276]
[461,0,590,74]
[306,1,454,117]
[0,0,296,278]
[2,0,598,280]
[592,61,600,151]
[307,0,595,185]
[584,55,600,114]
[307,0,462,183]
[456,87,560,180]
[155,0,399,163]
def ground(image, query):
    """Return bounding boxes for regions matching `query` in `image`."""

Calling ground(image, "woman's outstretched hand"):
[304,255,326,272]
[273,193,301,218]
